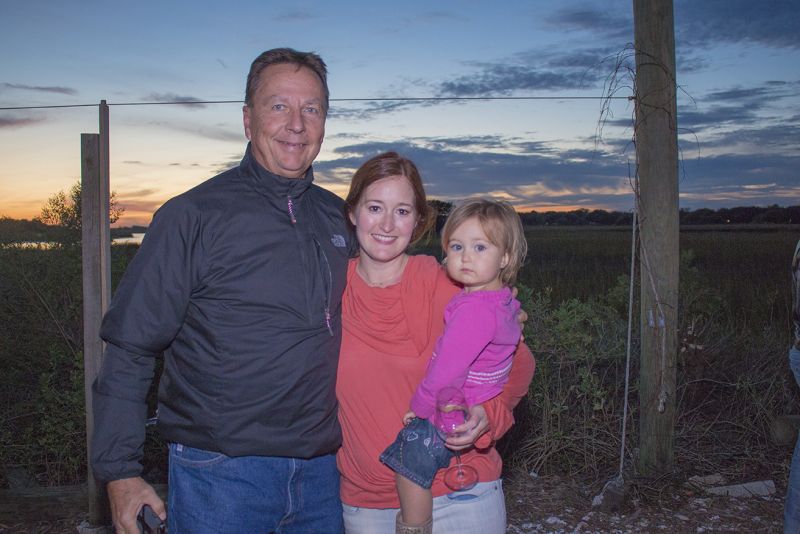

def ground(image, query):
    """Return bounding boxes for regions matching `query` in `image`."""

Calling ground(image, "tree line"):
[435,201,800,229]
[1,196,798,245]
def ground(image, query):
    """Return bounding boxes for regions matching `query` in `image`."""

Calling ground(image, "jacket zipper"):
[287,195,297,224]
[314,236,335,337]
[290,191,334,336]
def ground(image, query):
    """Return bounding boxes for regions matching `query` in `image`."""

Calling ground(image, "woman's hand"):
[445,403,488,451]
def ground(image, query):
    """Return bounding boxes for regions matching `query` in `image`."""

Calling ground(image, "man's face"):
[243,63,326,178]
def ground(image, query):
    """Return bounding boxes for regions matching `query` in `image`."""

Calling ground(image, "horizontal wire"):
[0,94,632,111]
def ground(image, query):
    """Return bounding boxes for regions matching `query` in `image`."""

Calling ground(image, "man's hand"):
[445,403,489,451]
[107,477,165,534]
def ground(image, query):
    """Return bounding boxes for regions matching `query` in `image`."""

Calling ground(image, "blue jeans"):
[167,443,343,534]
[787,346,800,534]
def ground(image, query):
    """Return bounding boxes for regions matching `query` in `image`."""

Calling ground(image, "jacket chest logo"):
[331,234,346,248]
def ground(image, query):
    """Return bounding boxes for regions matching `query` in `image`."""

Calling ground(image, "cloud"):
[314,135,632,210]
[0,82,78,96]
[407,10,467,24]
[0,114,42,128]
[209,153,246,175]
[544,7,632,41]
[274,9,317,22]
[329,98,435,121]
[675,152,800,209]
[543,2,798,50]
[312,124,798,212]
[178,123,243,143]
[696,123,800,154]
[143,92,206,108]
[601,80,800,138]
[675,0,800,49]
[704,81,800,104]
[436,47,620,97]
[438,65,598,96]
[115,198,167,225]
[676,104,762,130]
[133,117,243,143]
[121,188,159,198]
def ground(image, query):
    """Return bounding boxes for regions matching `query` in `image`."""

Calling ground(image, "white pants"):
[343,480,506,534]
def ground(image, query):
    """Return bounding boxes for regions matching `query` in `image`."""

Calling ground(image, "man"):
[787,239,800,533]
[91,48,350,533]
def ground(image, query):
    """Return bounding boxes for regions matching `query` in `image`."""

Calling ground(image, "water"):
[112,232,145,245]
[2,232,145,249]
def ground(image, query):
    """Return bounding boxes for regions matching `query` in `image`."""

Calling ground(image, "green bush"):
[503,243,792,484]
[32,347,87,485]
[0,243,155,487]
[505,282,630,478]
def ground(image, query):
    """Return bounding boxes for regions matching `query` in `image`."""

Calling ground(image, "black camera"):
[137,505,166,534]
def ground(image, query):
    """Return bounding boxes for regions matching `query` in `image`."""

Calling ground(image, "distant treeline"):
[433,202,800,228]
[2,204,798,243]
[0,216,147,244]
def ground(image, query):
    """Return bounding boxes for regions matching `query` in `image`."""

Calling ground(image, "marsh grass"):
[498,225,797,486]
[1,226,797,486]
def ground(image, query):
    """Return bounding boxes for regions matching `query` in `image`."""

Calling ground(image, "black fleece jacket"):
[91,144,352,481]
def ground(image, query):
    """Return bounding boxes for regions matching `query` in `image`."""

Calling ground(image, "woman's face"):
[349,175,418,265]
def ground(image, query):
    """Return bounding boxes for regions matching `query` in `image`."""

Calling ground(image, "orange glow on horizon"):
[514,203,604,213]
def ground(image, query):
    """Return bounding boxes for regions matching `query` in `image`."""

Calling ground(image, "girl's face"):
[445,217,508,293]
[349,175,418,266]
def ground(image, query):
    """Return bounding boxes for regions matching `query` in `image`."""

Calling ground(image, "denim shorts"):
[379,417,453,489]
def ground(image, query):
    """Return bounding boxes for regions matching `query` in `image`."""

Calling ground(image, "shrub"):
[504,283,630,478]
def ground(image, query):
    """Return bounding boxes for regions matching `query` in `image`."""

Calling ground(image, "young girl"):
[380,198,528,534]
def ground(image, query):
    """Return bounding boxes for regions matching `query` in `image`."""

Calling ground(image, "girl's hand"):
[403,411,416,425]
[445,403,488,451]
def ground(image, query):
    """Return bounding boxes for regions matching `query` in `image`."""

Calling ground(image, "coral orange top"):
[336,255,536,508]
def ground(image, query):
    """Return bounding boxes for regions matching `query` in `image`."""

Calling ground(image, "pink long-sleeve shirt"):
[409,286,522,419]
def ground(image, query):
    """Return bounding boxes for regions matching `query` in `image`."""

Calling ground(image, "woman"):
[336,151,535,533]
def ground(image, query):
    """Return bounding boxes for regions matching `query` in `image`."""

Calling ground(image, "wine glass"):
[434,386,478,491]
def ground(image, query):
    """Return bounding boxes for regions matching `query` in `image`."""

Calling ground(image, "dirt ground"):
[504,472,784,533]
[0,474,785,533]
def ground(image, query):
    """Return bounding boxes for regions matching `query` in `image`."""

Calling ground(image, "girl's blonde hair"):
[441,199,527,286]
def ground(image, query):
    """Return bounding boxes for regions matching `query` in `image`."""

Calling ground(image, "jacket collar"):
[240,142,314,200]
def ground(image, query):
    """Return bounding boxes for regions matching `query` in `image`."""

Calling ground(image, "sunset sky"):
[1,0,798,226]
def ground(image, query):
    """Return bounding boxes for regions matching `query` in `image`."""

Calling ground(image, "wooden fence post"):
[81,99,111,525]
[633,0,680,474]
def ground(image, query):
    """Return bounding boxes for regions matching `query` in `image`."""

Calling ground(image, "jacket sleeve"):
[475,341,535,448]
[409,300,497,419]
[91,197,205,482]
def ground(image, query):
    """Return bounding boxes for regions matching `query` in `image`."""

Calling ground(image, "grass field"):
[517,225,796,328]
[511,225,798,482]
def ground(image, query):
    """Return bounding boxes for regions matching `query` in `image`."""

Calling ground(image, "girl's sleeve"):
[409,301,497,419]
[475,341,535,448]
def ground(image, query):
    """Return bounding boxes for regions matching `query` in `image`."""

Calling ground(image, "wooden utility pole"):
[633,0,679,474]
[81,100,111,525]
